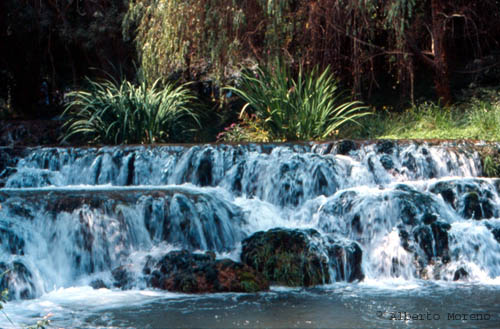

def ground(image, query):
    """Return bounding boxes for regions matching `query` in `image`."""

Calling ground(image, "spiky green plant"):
[61,78,200,144]
[225,63,369,141]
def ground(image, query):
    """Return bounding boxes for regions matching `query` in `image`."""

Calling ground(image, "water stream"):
[0,140,499,327]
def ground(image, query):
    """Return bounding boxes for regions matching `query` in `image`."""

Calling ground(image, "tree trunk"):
[431,0,452,105]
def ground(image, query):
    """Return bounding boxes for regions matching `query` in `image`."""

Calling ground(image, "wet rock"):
[402,153,416,171]
[462,192,482,219]
[163,193,245,251]
[411,220,451,267]
[112,265,134,289]
[0,228,24,255]
[196,154,213,186]
[90,279,108,289]
[453,268,468,281]
[241,228,330,286]
[422,213,438,225]
[325,239,364,282]
[484,222,500,243]
[413,225,434,261]
[491,228,500,243]
[0,261,36,300]
[145,250,268,293]
[376,140,395,154]
[431,221,451,262]
[336,140,357,155]
[430,179,497,220]
[398,228,412,252]
[379,155,394,170]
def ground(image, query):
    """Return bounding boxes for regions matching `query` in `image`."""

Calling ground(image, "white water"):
[0,141,499,327]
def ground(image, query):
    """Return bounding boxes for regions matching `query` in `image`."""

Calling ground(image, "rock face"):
[429,179,496,220]
[241,228,364,286]
[0,261,36,300]
[143,250,269,293]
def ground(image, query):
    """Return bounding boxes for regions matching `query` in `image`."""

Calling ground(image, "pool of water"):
[3,281,499,328]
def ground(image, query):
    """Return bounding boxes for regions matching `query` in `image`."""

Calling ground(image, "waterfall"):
[0,140,499,300]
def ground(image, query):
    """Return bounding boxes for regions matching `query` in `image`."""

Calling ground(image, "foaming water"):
[0,141,499,327]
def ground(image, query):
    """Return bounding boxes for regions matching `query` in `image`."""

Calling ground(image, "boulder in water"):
[241,228,329,286]
[112,265,135,289]
[453,267,469,281]
[324,237,364,282]
[241,228,364,286]
[144,250,268,293]
[90,279,108,289]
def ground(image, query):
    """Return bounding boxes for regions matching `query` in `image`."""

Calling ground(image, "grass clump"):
[224,63,369,141]
[61,78,200,145]
[340,86,500,141]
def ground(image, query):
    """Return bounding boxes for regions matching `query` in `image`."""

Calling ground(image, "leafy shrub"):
[61,78,199,144]
[225,63,369,141]
[216,113,271,143]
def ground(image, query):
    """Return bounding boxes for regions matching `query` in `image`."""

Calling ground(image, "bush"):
[225,63,369,141]
[61,78,200,144]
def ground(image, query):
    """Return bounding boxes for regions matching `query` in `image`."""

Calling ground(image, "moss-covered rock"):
[144,250,268,293]
[241,228,364,286]
[241,228,329,286]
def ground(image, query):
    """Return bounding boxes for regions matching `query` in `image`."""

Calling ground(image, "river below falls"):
[2,281,499,328]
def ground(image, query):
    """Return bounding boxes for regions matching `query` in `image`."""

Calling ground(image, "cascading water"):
[0,140,499,328]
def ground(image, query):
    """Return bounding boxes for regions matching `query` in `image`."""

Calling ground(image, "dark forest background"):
[1,0,499,120]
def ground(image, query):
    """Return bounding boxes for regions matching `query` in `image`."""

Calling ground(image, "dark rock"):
[379,155,394,170]
[484,222,500,243]
[411,220,451,267]
[453,268,468,281]
[112,265,134,289]
[0,228,24,255]
[402,153,416,171]
[431,221,451,261]
[197,155,213,186]
[145,250,268,293]
[422,213,438,225]
[325,239,364,282]
[430,179,497,220]
[413,225,434,261]
[376,140,395,154]
[462,192,482,219]
[337,140,357,155]
[90,279,108,289]
[430,182,457,209]
[398,228,412,252]
[241,228,330,286]
[241,228,364,285]
[351,214,362,234]
[0,261,36,300]
[492,228,500,243]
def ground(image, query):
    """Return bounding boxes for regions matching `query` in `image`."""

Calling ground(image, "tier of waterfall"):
[1,140,499,300]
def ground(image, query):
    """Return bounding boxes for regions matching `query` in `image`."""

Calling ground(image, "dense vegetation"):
[1,0,500,143]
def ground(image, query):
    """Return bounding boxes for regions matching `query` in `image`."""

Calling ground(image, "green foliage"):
[482,155,500,177]
[62,78,200,145]
[216,113,271,143]
[340,86,500,141]
[225,63,369,141]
